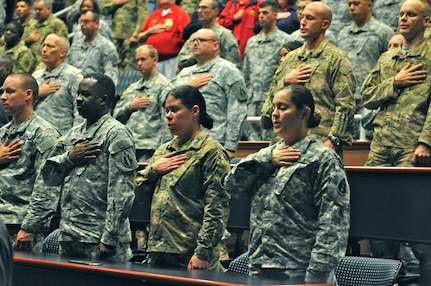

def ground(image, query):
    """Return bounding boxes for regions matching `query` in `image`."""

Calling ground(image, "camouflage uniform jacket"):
[243,27,289,104]
[113,72,172,151]
[67,34,119,85]
[0,41,36,73]
[177,23,241,70]
[261,39,356,144]
[165,56,247,151]
[372,0,401,32]
[337,17,393,101]
[321,0,350,37]
[361,39,431,148]
[41,113,137,246]
[225,135,350,283]
[32,63,84,135]
[0,113,61,233]
[101,0,148,39]
[26,15,68,67]
[135,132,230,267]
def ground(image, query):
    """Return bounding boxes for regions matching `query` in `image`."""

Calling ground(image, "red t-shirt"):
[140,5,191,59]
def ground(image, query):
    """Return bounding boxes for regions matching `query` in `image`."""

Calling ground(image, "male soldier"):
[164,28,247,157]
[67,10,119,85]
[361,0,431,283]
[32,34,84,135]
[101,0,148,70]
[15,0,37,40]
[0,73,61,252]
[25,0,68,70]
[0,21,36,73]
[337,0,393,139]
[177,0,241,70]
[321,0,350,37]
[0,54,13,127]
[262,2,356,154]
[114,45,171,162]
[243,0,289,141]
[41,73,137,262]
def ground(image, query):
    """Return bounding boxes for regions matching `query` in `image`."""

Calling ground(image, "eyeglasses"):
[80,19,96,24]
[398,11,427,18]
[192,38,216,44]
[197,5,213,9]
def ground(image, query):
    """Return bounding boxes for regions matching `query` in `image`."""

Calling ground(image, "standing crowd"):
[0,0,430,286]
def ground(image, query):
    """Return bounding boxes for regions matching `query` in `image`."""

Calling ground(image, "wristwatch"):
[329,135,341,147]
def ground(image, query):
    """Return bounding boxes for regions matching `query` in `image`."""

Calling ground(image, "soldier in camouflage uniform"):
[321,0,350,38]
[337,0,393,139]
[101,0,148,70]
[114,45,172,162]
[165,29,247,156]
[25,0,68,71]
[243,0,289,141]
[0,21,36,74]
[135,85,230,270]
[226,85,350,283]
[261,2,356,155]
[32,34,84,135]
[67,10,119,85]
[373,0,401,32]
[361,1,431,283]
[16,0,38,45]
[0,73,61,253]
[41,74,137,262]
[0,55,13,127]
[177,0,241,71]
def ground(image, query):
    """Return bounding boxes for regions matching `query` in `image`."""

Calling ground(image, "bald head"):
[306,1,332,23]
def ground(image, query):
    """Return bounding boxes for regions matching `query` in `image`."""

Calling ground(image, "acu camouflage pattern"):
[261,40,356,145]
[337,17,393,102]
[67,34,119,84]
[321,0,350,37]
[113,72,172,153]
[361,39,431,149]
[0,41,36,73]
[164,56,247,151]
[0,114,61,236]
[135,132,230,270]
[177,24,241,70]
[32,63,84,135]
[26,15,69,70]
[372,0,401,32]
[243,28,288,140]
[41,114,137,259]
[60,240,133,262]
[225,135,350,283]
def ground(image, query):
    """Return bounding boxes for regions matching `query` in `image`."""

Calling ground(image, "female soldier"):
[226,85,350,283]
[135,85,230,271]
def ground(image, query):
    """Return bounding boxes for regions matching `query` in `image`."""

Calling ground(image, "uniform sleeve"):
[305,156,350,283]
[17,49,36,73]
[220,32,241,69]
[177,39,197,70]
[41,142,75,186]
[225,145,276,198]
[100,0,117,16]
[329,54,357,143]
[194,148,231,261]
[103,45,119,85]
[21,129,62,233]
[133,0,149,38]
[224,71,247,151]
[113,86,135,124]
[71,72,85,128]
[101,133,137,246]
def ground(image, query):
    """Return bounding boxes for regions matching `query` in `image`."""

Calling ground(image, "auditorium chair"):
[334,256,402,286]
[43,228,61,254]
[225,251,249,275]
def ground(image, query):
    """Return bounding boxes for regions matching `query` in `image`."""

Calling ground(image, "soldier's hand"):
[27,31,41,43]
[394,63,427,88]
[68,140,101,165]
[0,138,22,165]
[186,73,212,88]
[271,145,300,167]
[39,79,61,98]
[96,242,116,260]
[412,143,431,166]
[130,95,151,110]
[151,152,187,175]
[188,255,209,270]
[128,36,138,45]
[14,229,34,252]
[284,64,312,85]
